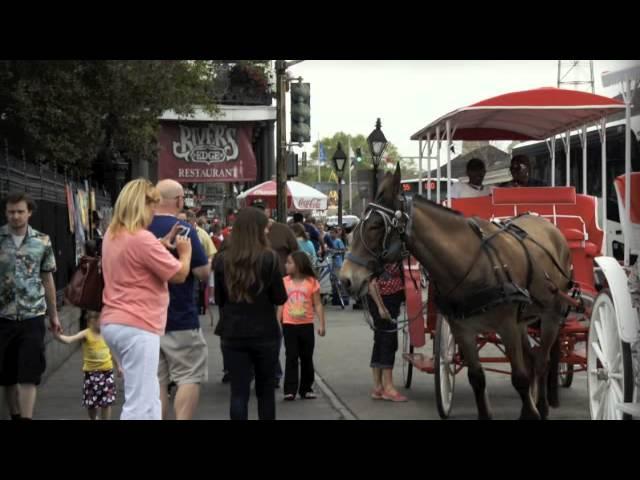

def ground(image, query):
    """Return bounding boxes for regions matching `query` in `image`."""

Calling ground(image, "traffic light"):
[290,82,310,143]
[287,151,299,178]
[355,147,363,163]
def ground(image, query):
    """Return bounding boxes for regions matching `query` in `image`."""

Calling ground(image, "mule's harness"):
[434,214,573,319]
[351,197,574,326]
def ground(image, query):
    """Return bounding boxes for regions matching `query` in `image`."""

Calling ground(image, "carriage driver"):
[501,155,546,187]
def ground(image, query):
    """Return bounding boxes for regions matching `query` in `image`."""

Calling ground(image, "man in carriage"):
[451,158,491,198]
[501,154,546,188]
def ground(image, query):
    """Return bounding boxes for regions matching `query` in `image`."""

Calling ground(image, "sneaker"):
[284,394,295,401]
[300,390,317,399]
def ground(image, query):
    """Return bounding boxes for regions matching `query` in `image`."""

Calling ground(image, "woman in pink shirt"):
[100,178,192,420]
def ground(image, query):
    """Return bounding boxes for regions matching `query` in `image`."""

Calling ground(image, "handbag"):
[65,255,104,311]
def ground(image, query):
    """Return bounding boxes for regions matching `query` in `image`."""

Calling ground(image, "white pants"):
[102,323,161,420]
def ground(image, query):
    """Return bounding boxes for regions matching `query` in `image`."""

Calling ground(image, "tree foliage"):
[298,131,404,185]
[0,60,222,175]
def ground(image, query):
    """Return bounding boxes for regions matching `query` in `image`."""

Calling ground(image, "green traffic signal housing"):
[355,147,363,162]
[290,82,310,143]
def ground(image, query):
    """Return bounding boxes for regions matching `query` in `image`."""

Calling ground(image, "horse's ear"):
[392,162,402,194]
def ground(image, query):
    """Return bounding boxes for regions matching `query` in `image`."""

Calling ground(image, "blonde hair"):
[108,178,160,237]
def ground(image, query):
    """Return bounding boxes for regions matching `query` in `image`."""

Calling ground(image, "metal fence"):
[1,145,112,303]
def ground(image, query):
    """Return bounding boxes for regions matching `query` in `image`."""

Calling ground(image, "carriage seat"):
[491,187,603,294]
[450,195,493,220]
[490,187,602,250]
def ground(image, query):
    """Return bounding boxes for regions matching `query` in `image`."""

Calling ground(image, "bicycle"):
[316,249,349,309]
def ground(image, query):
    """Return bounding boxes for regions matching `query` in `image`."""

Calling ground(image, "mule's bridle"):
[346,198,424,333]
[345,200,411,274]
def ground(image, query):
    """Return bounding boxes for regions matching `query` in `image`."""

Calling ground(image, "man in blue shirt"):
[149,180,210,420]
[329,227,348,306]
[329,227,345,270]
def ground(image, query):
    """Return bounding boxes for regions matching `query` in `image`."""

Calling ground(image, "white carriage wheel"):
[434,314,456,419]
[587,289,634,420]
[402,322,414,389]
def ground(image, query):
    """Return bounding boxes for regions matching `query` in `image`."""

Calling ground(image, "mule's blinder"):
[352,200,410,273]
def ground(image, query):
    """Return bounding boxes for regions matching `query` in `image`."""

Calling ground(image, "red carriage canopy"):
[410,87,625,141]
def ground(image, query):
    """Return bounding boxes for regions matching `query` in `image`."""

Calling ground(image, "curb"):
[314,371,358,420]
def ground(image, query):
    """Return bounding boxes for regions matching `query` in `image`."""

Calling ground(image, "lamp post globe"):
[367,118,388,199]
[332,142,347,229]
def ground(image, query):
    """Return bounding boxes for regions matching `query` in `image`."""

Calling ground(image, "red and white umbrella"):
[237,180,328,211]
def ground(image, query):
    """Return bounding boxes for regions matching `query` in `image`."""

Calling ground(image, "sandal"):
[284,394,295,401]
[381,391,408,402]
[371,388,384,400]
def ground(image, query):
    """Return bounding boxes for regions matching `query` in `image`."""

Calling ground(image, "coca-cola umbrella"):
[237,180,328,211]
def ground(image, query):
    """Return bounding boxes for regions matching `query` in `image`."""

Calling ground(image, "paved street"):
[314,306,590,420]
[23,303,591,420]
[31,311,341,420]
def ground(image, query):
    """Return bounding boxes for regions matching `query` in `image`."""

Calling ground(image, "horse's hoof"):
[519,410,541,420]
[519,415,541,420]
[537,402,550,419]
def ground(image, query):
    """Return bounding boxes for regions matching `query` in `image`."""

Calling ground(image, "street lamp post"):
[332,142,347,229]
[367,118,388,200]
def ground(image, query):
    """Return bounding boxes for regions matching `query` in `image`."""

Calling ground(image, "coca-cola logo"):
[297,198,323,209]
[172,124,239,165]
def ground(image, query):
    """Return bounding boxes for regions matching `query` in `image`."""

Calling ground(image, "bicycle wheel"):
[328,272,344,309]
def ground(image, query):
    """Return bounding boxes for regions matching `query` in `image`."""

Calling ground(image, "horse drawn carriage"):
[341,82,640,420]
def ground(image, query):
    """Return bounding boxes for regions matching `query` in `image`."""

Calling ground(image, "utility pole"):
[275,60,305,223]
[275,60,288,223]
[557,60,595,93]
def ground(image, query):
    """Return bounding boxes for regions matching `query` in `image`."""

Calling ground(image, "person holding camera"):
[148,180,210,420]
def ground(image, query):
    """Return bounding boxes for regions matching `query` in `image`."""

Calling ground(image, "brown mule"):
[340,164,572,420]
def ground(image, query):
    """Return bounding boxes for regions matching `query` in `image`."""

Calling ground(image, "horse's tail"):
[547,335,561,408]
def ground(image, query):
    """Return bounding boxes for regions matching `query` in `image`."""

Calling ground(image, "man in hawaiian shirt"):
[0,192,62,420]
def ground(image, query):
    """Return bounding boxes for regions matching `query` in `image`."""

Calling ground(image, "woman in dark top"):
[214,207,287,420]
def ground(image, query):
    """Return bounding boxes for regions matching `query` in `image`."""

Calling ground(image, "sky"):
[284,60,639,165]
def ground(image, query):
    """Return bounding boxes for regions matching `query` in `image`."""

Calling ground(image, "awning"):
[237,180,328,211]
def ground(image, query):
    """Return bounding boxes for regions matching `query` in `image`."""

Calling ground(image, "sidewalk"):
[31,313,343,420]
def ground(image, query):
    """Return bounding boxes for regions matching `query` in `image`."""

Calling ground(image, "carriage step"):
[617,402,640,418]
[403,353,435,373]
[562,319,588,334]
